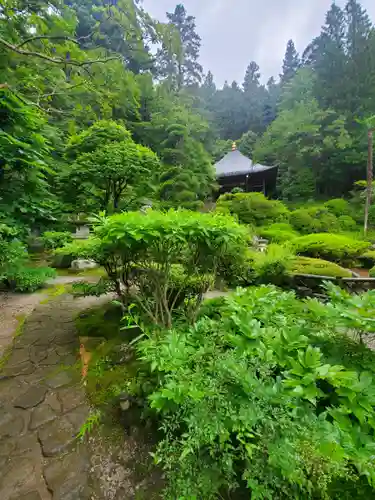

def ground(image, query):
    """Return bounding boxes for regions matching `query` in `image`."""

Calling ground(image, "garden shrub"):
[216,192,289,226]
[338,215,357,231]
[324,198,351,217]
[197,296,228,320]
[42,231,73,250]
[0,239,27,280]
[5,267,56,292]
[317,210,340,232]
[252,243,295,285]
[370,267,375,277]
[53,239,95,269]
[358,250,375,268]
[1,237,56,291]
[217,248,255,287]
[292,233,369,264]
[136,285,375,499]
[290,207,340,234]
[291,256,352,278]
[289,208,317,233]
[258,222,298,243]
[168,265,214,310]
[59,210,250,327]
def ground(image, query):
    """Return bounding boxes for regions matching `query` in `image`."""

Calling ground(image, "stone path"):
[0,292,45,359]
[0,293,106,500]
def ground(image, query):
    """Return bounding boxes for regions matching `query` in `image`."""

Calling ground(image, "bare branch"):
[0,37,121,67]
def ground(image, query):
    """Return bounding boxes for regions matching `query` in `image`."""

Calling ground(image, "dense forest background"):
[1,0,375,234]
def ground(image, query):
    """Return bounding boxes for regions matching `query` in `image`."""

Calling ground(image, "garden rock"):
[71,259,98,271]
[52,254,74,269]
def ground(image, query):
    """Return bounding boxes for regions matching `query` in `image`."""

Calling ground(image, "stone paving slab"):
[0,293,106,500]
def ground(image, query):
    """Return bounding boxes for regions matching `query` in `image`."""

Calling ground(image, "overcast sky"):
[142,0,375,86]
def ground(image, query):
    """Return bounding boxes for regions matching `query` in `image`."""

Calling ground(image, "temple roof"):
[215,150,276,178]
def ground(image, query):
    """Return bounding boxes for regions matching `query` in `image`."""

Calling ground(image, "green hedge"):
[290,207,340,234]
[324,198,352,217]
[216,192,289,226]
[292,233,370,264]
[338,215,357,231]
[258,222,298,243]
[5,267,56,292]
[291,257,352,278]
[1,238,56,292]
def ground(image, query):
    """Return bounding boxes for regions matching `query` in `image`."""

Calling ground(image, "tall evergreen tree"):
[345,0,374,116]
[158,3,202,89]
[242,61,268,134]
[243,61,260,92]
[263,76,280,126]
[281,40,300,82]
[202,71,216,93]
[311,3,347,112]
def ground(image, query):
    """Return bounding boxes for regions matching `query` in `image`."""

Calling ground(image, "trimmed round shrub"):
[292,233,370,264]
[258,223,298,243]
[216,192,289,226]
[290,207,340,234]
[338,215,357,231]
[370,266,375,278]
[317,211,340,232]
[289,209,316,234]
[291,257,352,278]
[324,198,351,217]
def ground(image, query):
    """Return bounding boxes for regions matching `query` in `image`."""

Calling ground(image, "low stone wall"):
[292,273,375,297]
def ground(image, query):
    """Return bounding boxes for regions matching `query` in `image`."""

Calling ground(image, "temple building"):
[215,142,277,195]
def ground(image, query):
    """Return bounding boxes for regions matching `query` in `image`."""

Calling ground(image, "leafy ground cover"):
[123,284,375,499]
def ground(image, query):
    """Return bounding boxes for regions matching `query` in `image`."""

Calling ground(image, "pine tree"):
[345,0,374,115]
[281,40,300,82]
[243,61,260,92]
[159,3,203,89]
[263,77,280,126]
[199,71,216,103]
[203,71,216,93]
[242,61,267,134]
[309,3,347,112]
[346,0,372,55]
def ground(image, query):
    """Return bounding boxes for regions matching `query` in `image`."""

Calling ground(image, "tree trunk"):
[364,129,373,235]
